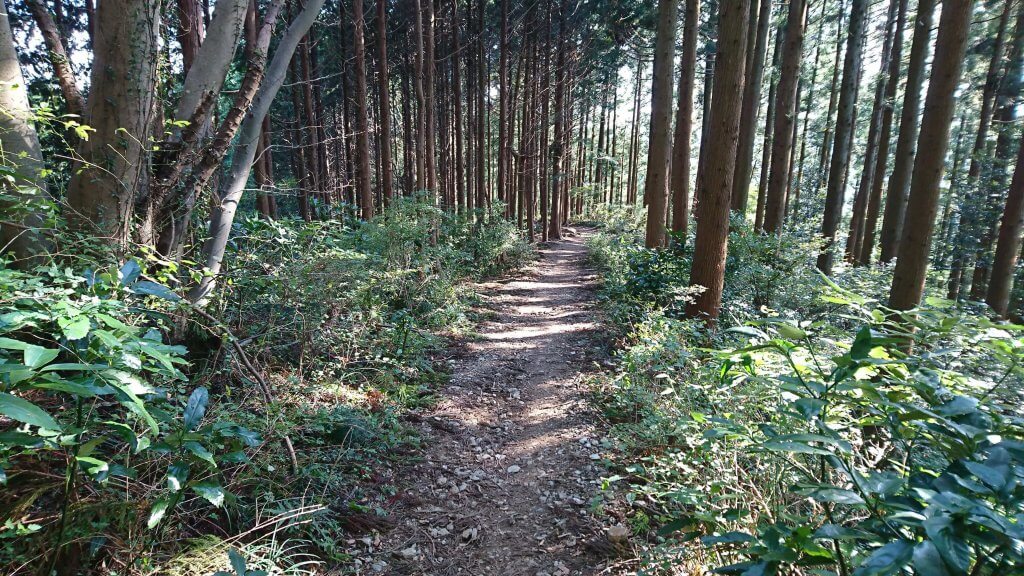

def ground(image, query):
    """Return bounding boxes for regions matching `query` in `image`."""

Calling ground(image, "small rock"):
[607,524,630,544]
[394,546,418,560]
[507,465,522,474]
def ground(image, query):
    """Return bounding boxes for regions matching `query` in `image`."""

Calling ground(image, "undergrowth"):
[0,199,532,574]
[584,206,1024,575]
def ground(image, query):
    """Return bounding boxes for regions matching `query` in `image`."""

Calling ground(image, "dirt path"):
[367,230,611,575]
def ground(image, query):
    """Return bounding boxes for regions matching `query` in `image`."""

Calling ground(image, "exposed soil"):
[365,230,614,575]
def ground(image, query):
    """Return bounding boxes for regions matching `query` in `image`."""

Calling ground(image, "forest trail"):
[370,230,611,575]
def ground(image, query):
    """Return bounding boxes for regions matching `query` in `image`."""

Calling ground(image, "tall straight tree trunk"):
[814,3,845,199]
[753,24,780,232]
[452,0,467,211]
[424,0,437,194]
[498,0,509,208]
[413,0,427,190]
[642,0,679,248]
[475,0,486,212]
[859,0,908,264]
[300,36,322,212]
[377,0,394,204]
[627,54,643,205]
[686,0,748,322]
[986,130,1024,317]
[762,0,807,234]
[878,0,936,263]
[671,0,699,236]
[694,0,718,207]
[888,0,974,311]
[731,0,770,215]
[549,0,567,238]
[960,0,1015,299]
[846,0,901,259]
[816,0,867,274]
[976,3,1024,298]
[402,48,414,193]
[353,0,374,219]
[791,0,827,216]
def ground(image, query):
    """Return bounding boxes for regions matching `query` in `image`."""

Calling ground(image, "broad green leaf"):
[167,461,188,492]
[183,387,208,431]
[701,531,754,545]
[132,281,180,301]
[852,540,913,576]
[923,514,971,572]
[76,456,109,479]
[23,346,58,369]
[119,260,142,285]
[184,441,216,466]
[0,392,59,430]
[192,481,225,507]
[912,541,953,576]
[147,498,170,528]
[807,488,865,506]
[228,548,246,575]
[58,316,90,340]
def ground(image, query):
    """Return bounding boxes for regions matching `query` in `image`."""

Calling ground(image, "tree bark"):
[888,0,974,311]
[845,0,901,260]
[642,0,680,248]
[816,0,867,274]
[859,0,908,264]
[671,0,699,237]
[65,0,161,247]
[353,0,374,219]
[762,0,807,234]
[731,0,770,215]
[878,0,936,263]
[986,136,1024,317]
[189,0,327,303]
[0,2,50,263]
[26,0,85,116]
[685,0,749,322]
[377,0,394,204]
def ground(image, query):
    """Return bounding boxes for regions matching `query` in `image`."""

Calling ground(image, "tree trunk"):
[498,0,509,209]
[642,0,680,248]
[731,0,770,215]
[0,2,50,263]
[846,0,901,260]
[377,0,394,204]
[66,0,160,247]
[762,0,806,234]
[753,23,780,232]
[813,3,845,199]
[986,134,1024,317]
[975,3,1024,298]
[413,0,427,190]
[424,0,437,194]
[816,0,867,274]
[859,0,908,264]
[671,0,699,237]
[878,0,936,263]
[353,0,374,219]
[26,0,85,116]
[888,0,974,311]
[189,0,327,303]
[685,0,749,322]
[475,0,487,212]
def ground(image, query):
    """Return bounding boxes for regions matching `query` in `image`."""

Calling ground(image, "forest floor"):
[364,230,615,575]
